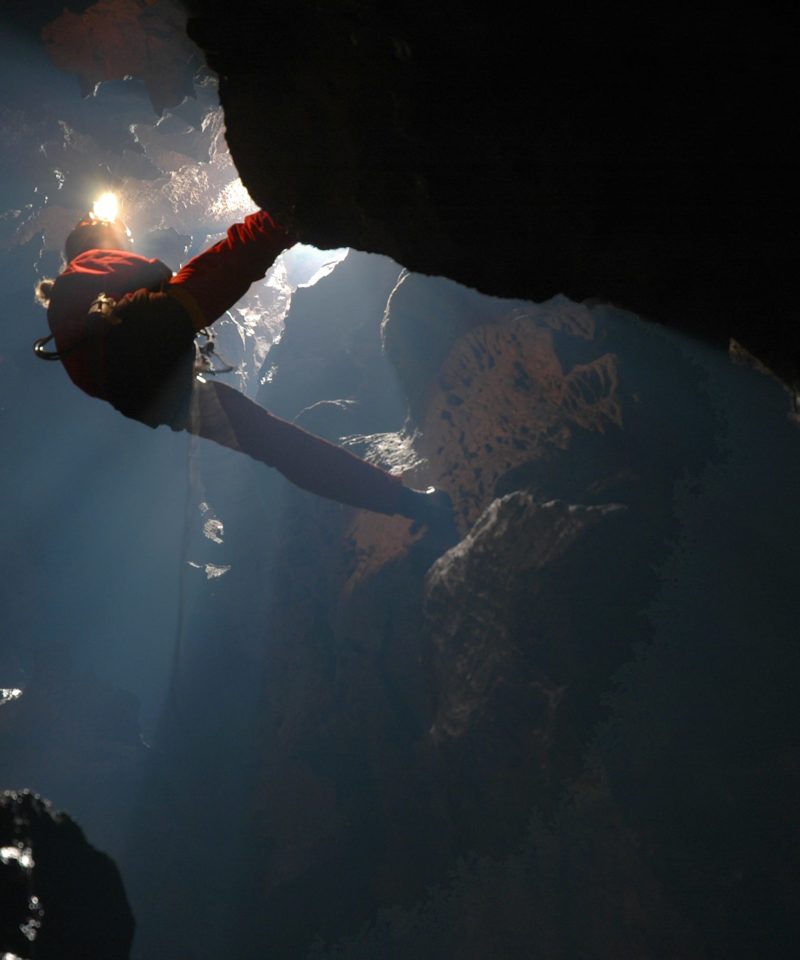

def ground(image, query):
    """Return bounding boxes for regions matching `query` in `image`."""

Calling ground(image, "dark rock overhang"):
[181,1,800,393]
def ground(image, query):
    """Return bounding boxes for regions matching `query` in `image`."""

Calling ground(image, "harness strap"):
[34,293,239,378]
[196,328,237,375]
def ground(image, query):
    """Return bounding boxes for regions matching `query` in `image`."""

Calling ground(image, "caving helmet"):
[64,216,133,263]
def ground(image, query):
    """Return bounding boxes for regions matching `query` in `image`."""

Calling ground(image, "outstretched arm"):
[167,210,294,332]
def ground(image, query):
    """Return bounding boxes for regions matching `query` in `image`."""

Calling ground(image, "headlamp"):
[91,191,120,222]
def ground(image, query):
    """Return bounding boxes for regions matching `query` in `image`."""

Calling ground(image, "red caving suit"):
[45,212,407,516]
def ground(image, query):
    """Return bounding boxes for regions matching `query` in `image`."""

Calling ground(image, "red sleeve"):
[168,211,294,327]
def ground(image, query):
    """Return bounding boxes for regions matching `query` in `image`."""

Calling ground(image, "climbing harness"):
[32,293,121,361]
[195,327,237,376]
[34,294,239,378]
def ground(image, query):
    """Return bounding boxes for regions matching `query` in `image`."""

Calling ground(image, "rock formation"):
[0,791,134,959]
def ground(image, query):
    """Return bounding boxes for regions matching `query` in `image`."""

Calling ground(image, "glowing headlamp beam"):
[91,191,120,222]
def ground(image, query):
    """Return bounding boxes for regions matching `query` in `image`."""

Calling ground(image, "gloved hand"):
[398,486,459,546]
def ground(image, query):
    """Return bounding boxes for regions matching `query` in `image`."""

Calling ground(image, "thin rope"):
[164,384,205,726]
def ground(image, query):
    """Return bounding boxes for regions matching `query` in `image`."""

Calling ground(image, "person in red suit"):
[34,210,453,529]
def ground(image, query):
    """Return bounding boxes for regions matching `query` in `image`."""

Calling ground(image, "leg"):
[188,379,410,516]
[105,292,453,530]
